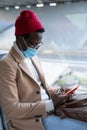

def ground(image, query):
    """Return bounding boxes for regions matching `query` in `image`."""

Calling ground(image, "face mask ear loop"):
[18,43,24,52]
[22,37,28,49]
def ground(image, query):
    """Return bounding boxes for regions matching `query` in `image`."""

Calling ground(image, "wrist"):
[47,110,55,116]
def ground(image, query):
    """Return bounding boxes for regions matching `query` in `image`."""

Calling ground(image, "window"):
[0,2,87,93]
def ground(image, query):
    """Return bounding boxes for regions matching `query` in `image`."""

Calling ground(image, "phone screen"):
[65,85,79,95]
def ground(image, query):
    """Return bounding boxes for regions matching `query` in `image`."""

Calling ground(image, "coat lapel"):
[31,56,46,85]
[31,56,51,98]
[9,47,38,83]
[19,60,34,79]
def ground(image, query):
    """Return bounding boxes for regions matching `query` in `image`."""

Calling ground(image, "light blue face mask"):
[20,37,37,58]
[22,48,37,58]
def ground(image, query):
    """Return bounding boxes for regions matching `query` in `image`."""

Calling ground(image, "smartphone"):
[65,85,79,95]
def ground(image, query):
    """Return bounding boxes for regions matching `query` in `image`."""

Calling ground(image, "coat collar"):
[9,47,46,86]
[9,46,23,63]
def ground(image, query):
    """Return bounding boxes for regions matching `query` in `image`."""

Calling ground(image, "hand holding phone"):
[64,85,79,95]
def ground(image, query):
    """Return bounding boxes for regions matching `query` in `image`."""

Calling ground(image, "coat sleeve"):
[46,82,60,96]
[0,59,47,121]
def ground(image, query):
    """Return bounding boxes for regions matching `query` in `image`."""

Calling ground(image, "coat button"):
[36,118,39,122]
[36,91,40,94]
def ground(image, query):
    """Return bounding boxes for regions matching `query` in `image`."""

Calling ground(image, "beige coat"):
[0,47,56,130]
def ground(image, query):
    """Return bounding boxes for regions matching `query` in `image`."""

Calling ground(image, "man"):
[0,10,70,130]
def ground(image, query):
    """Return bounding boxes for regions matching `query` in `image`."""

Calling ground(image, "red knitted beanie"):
[15,10,44,36]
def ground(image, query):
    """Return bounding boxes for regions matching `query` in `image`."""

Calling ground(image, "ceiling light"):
[5,7,10,10]
[49,3,57,6]
[36,4,44,7]
[26,5,31,8]
[14,6,20,9]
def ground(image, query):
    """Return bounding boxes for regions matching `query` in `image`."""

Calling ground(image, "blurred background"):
[0,0,87,92]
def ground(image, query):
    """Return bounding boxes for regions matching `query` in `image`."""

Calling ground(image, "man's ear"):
[16,36,21,39]
[16,36,23,42]
[17,36,27,47]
